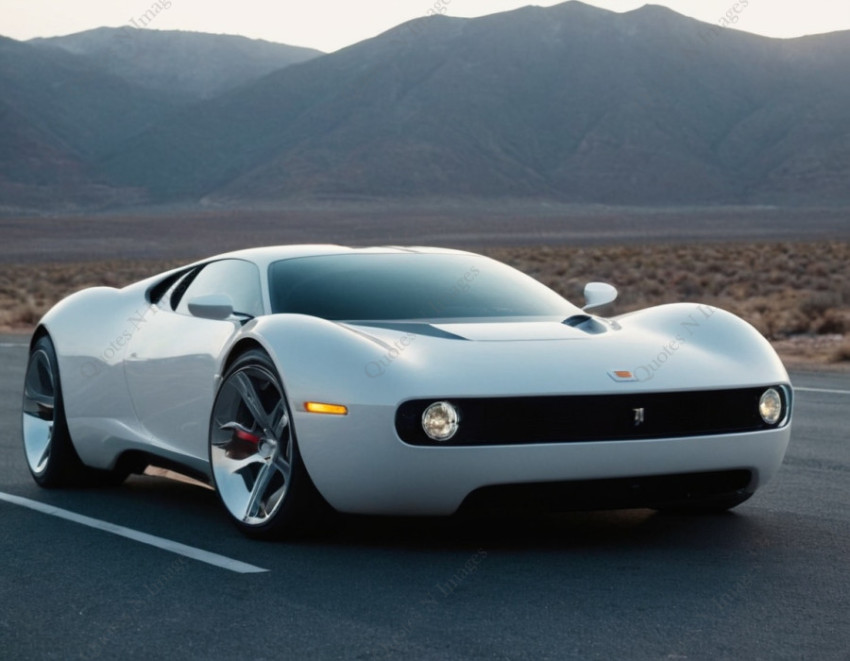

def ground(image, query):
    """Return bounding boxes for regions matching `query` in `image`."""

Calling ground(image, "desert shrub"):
[816,310,847,335]
[832,337,850,363]
[800,292,841,317]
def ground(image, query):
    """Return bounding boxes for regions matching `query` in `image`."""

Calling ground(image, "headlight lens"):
[759,388,783,425]
[421,401,460,441]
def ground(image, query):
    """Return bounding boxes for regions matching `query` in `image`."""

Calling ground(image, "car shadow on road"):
[312,506,775,555]
[31,471,774,556]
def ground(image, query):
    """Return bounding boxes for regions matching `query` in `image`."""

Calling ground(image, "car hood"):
[249,304,789,405]
[337,305,789,394]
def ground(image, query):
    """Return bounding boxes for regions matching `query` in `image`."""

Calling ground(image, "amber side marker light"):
[304,402,349,415]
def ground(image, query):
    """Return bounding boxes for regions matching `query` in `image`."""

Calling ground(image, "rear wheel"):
[22,335,96,487]
[209,349,328,539]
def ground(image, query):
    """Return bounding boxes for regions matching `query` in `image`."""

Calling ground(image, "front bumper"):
[296,405,791,515]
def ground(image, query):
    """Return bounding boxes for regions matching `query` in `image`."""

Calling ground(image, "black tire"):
[209,349,330,539]
[22,334,126,488]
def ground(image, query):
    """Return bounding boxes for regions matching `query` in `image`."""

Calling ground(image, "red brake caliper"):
[233,428,261,444]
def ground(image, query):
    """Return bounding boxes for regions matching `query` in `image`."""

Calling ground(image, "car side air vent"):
[563,315,608,335]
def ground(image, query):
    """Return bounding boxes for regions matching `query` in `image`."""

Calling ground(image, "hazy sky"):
[2,0,849,51]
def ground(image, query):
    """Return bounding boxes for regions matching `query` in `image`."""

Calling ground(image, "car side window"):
[174,259,264,318]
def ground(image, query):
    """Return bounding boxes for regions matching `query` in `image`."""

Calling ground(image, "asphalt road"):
[1,335,849,660]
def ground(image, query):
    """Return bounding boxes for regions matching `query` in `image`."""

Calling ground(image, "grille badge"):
[633,407,645,426]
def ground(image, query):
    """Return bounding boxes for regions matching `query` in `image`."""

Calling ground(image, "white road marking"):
[795,387,850,396]
[0,342,27,347]
[0,491,268,574]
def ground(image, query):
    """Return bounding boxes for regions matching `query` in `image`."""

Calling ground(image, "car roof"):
[209,244,476,269]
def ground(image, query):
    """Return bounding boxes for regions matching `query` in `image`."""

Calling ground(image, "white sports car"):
[22,245,792,538]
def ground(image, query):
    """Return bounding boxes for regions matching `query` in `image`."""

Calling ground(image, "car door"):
[123,259,265,464]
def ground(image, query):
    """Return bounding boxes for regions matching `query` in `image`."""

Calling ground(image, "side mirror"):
[582,282,618,311]
[187,294,234,321]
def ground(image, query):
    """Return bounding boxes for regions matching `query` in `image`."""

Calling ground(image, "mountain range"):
[29,28,321,100]
[0,28,321,211]
[2,1,850,213]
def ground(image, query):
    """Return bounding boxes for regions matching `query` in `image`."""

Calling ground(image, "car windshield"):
[268,253,580,321]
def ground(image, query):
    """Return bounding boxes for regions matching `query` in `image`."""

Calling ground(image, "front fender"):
[241,314,415,410]
[617,303,789,386]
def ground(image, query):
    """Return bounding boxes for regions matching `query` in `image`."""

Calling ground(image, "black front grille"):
[395,386,788,446]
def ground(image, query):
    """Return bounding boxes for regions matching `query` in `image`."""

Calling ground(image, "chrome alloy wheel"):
[210,363,294,527]
[22,347,57,477]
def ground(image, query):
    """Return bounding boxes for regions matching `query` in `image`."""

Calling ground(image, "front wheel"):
[209,349,328,539]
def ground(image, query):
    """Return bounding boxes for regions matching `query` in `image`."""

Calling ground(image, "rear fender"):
[38,283,160,465]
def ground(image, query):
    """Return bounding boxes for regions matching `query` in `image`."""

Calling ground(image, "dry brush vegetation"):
[2,241,849,365]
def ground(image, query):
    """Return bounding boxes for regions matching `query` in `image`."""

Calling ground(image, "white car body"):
[31,245,792,518]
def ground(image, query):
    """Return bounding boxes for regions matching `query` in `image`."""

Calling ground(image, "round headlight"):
[759,388,783,425]
[421,401,460,442]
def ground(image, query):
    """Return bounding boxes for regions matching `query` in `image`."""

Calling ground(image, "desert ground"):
[2,204,849,367]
